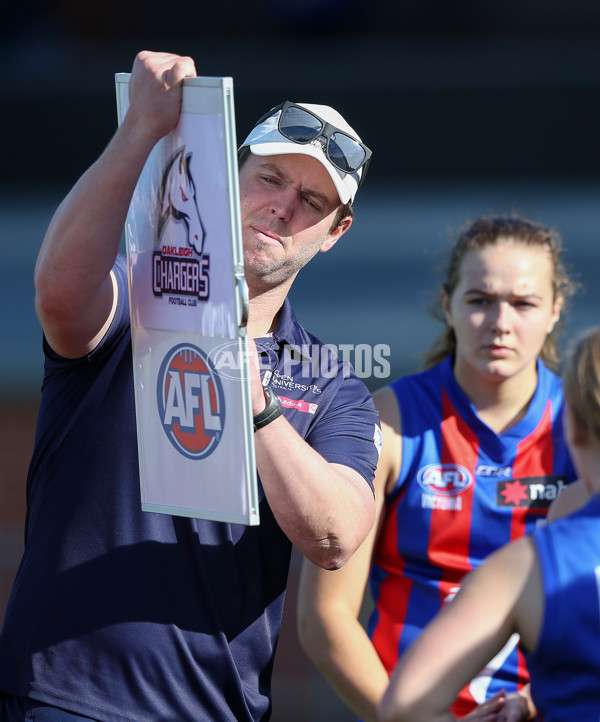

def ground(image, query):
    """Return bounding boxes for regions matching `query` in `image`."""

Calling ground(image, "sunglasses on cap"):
[254,101,372,180]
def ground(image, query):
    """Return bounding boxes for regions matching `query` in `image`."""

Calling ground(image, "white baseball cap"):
[240,101,371,205]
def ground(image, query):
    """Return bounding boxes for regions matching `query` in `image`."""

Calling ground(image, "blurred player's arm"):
[296,386,400,719]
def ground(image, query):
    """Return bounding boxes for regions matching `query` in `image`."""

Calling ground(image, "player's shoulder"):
[547,479,589,522]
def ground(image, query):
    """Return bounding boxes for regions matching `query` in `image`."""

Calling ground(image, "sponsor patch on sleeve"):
[278,395,318,415]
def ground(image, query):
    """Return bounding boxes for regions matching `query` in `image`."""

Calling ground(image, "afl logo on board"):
[157,343,225,460]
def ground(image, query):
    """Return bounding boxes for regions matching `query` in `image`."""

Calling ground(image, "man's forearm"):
[255,416,375,568]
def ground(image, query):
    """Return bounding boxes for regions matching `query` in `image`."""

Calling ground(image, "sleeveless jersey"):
[368,356,576,716]
[525,494,600,721]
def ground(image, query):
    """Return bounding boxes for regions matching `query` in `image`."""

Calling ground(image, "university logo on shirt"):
[156,343,225,460]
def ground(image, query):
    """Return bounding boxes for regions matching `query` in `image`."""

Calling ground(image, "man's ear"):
[320,215,353,254]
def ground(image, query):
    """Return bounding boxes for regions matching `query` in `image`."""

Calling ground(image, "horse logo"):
[157,146,206,256]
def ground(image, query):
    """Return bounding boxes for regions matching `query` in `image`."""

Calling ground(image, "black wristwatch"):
[253,385,283,432]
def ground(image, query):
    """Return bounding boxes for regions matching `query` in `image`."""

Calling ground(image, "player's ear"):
[546,294,563,335]
[441,289,453,327]
[320,215,352,254]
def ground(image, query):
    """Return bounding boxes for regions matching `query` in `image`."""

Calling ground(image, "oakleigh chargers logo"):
[153,146,210,305]
[156,343,225,460]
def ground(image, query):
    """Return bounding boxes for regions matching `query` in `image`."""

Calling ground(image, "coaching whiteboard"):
[115,73,259,525]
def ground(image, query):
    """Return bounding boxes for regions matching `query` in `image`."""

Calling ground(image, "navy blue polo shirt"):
[0,255,380,721]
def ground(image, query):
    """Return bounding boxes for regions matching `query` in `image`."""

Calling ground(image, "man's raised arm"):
[35,51,197,359]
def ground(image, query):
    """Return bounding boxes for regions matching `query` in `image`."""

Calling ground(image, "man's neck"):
[247,283,290,338]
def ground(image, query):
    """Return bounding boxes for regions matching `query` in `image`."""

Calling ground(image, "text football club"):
[157,343,225,460]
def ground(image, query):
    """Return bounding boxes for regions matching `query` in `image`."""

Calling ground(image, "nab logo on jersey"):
[417,463,473,496]
[157,343,225,460]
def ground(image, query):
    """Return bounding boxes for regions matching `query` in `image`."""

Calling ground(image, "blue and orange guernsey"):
[368,356,576,717]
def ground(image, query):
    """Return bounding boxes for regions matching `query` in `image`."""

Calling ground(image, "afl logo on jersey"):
[156,343,225,460]
[417,463,473,496]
